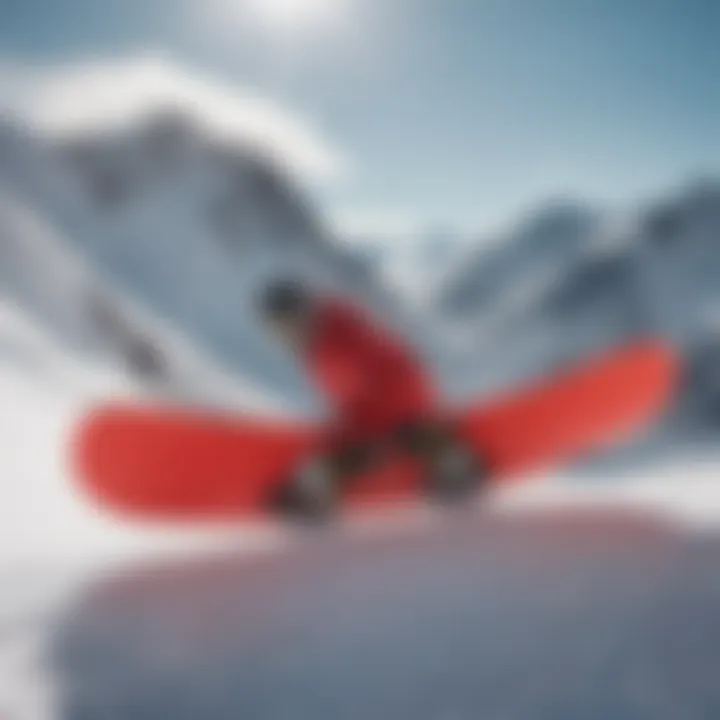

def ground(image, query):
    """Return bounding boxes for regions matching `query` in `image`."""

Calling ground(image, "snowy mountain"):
[438,201,601,319]
[435,181,720,420]
[347,227,470,305]
[0,109,415,414]
[527,180,720,365]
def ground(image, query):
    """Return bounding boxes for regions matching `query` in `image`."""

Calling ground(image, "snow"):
[0,298,291,572]
[0,54,345,184]
[495,461,720,532]
[0,303,291,718]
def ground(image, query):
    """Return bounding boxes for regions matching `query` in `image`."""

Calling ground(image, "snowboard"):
[72,340,679,521]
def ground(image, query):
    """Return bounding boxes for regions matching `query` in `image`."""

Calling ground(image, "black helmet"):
[258,278,312,321]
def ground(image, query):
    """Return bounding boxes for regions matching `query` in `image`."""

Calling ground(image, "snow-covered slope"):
[0,183,286,412]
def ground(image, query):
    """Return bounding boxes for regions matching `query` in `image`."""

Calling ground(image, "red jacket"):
[305,299,435,445]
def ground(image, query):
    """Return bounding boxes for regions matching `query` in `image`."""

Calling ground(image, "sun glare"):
[245,0,346,34]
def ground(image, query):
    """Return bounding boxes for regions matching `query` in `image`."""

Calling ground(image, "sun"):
[245,0,345,34]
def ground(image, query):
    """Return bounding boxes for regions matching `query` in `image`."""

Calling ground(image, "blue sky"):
[2,0,720,237]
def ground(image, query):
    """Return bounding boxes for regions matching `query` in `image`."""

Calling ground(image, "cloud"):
[0,53,346,183]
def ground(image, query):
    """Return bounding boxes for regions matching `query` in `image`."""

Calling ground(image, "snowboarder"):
[258,278,481,521]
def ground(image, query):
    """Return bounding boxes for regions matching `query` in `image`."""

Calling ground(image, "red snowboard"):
[72,340,679,521]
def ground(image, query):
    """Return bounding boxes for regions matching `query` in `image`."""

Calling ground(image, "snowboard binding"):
[269,458,340,525]
[425,442,486,506]
[268,430,487,524]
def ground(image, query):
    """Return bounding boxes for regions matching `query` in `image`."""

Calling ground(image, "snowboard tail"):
[72,340,679,521]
